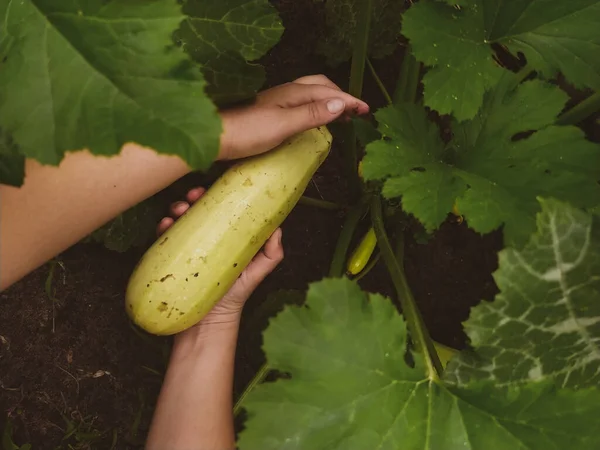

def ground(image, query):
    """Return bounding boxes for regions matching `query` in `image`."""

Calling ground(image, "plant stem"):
[233,363,270,416]
[352,252,381,282]
[394,46,420,104]
[370,196,442,379]
[367,59,392,105]
[329,198,370,277]
[338,124,361,200]
[556,90,600,126]
[342,0,374,200]
[299,196,344,210]
[349,0,373,98]
[404,53,421,105]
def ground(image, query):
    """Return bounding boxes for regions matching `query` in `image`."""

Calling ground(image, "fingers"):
[156,187,206,237]
[231,228,284,294]
[156,217,174,236]
[293,74,342,91]
[276,97,353,137]
[267,83,369,113]
[186,187,206,204]
[169,200,189,218]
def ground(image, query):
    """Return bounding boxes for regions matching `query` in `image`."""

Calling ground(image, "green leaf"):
[238,278,600,449]
[352,117,380,147]
[0,0,219,167]
[87,196,164,252]
[403,0,600,120]
[177,0,283,105]
[0,127,24,187]
[0,0,281,176]
[242,289,305,334]
[314,0,403,67]
[363,75,600,245]
[446,199,600,390]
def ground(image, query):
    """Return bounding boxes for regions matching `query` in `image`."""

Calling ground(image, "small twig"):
[310,179,325,200]
[55,365,80,395]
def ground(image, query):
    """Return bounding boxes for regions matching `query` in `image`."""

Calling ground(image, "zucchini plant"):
[236,0,600,448]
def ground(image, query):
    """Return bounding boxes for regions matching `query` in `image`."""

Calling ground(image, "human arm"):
[145,190,284,449]
[0,75,368,289]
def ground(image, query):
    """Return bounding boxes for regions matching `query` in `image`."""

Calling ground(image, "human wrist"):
[172,313,241,356]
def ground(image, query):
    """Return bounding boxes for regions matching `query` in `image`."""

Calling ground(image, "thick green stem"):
[339,124,361,200]
[394,46,421,104]
[329,198,370,277]
[367,59,392,105]
[371,196,442,379]
[343,0,374,199]
[349,0,373,98]
[299,196,344,210]
[234,363,270,416]
[556,90,600,126]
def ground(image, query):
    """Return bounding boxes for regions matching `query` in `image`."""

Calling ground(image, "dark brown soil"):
[1,0,592,448]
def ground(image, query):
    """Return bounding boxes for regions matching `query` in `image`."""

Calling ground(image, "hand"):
[157,187,284,330]
[218,74,369,160]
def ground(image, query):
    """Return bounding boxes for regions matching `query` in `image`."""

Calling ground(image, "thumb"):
[279,98,346,136]
[225,228,284,300]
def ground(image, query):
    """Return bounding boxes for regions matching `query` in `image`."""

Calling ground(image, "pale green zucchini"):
[126,127,332,335]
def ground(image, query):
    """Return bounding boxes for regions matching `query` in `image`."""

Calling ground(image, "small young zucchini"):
[346,227,377,276]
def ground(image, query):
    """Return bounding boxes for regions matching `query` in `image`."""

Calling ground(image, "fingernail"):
[327,99,345,114]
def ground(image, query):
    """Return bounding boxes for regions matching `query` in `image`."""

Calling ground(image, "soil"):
[1,0,593,448]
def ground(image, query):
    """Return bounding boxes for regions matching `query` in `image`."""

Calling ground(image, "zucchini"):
[346,227,377,275]
[126,127,332,335]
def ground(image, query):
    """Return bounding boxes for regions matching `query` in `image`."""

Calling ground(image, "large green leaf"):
[313,0,403,67]
[238,278,600,449]
[446,199,600,389]
[362,75,600,245]
[403,0,600,120]
[0,127,24,187]
[86,196,165,252]
[0,0,281,185]
[177,0,283,105]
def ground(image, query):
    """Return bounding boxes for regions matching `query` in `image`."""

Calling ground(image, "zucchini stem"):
[351,252,381,282]
[370,196,442,380]
[299,196,344,210]
[342,0,374,199]
[349,0,373,98]
[329,197,370,277]
[556,90,600,126]
[394,46,421,105]
[234,363,270,416]
[367,59,393,105]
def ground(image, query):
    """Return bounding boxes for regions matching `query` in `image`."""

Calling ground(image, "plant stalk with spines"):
[371,196,442,378]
